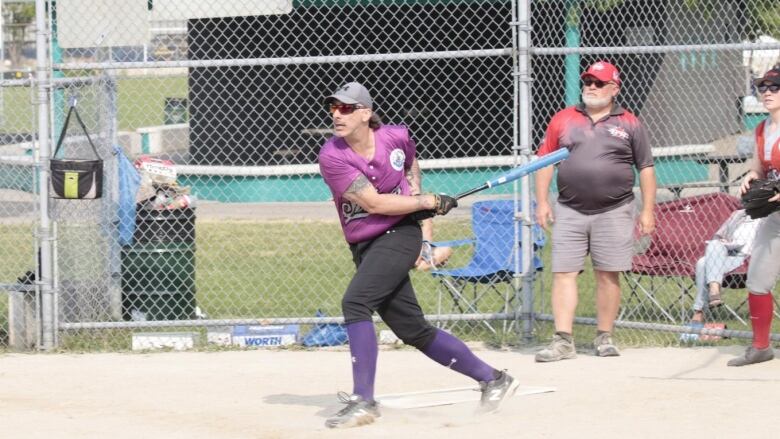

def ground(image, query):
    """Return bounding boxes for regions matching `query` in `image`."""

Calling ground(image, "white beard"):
[582,94,612,109]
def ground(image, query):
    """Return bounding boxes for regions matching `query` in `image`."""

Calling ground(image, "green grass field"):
[0,223,37,349]
[0,86,36,134]
[1,75,188,135]
[4,217,777,352]
[115,76,188,130]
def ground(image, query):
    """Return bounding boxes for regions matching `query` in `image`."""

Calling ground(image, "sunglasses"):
[328,103,366,115]
[758,84,780,94]
[582,78,611,88]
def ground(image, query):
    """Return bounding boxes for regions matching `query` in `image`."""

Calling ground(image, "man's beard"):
[582,94,612,108]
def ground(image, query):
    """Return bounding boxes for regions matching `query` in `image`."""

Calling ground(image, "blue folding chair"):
[430,200,545,334]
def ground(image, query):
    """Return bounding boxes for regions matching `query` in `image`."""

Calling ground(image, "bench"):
[651,144,715,198]
[658,180,733,199]
[136,123,189,155]
[652,145,753,199]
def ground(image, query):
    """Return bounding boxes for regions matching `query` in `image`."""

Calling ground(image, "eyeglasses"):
[328,103,366,115]
[582,78,610,88]
[758,84,780,94]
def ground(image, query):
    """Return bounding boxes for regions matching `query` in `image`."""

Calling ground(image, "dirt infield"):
[1,345,778,439]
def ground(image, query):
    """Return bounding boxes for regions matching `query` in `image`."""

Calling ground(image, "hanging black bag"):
[50,97,103,199]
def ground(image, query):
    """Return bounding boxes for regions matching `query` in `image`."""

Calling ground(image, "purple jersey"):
[319,125,417,244]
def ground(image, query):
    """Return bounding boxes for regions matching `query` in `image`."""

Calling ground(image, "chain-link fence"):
[530,0,780,346]
[0,38,38,350]
[0,0,779,352]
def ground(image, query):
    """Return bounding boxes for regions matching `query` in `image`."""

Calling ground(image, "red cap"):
[581,61,621,85]
[754,65,780,87]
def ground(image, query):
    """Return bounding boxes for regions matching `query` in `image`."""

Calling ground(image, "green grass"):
[0,86,36,134]
[115,76,188,130]
[532,239,780,348]
[193,219,483,320]
[4,217,780,351]
[1,75,188,136]
[0,223,37,346]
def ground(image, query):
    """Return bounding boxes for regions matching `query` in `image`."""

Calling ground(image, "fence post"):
[513,0,535,344]
[564,0,582,106]
[102,74,124,321]
[35,0,56,350]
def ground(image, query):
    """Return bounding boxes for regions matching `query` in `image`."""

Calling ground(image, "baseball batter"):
[318,82,518,428]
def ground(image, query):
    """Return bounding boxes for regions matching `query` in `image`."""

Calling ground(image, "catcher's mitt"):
[741,179,780,219]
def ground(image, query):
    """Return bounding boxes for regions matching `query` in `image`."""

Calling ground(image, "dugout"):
[185,0,747,167]
[186,0,514,165]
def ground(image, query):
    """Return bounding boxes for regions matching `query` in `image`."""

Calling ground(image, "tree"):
[744,0,780,40]
[2,2,36,68]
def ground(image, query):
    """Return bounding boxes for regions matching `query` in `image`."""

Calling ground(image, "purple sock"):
[421,329,497,383]
[346,321,378,402]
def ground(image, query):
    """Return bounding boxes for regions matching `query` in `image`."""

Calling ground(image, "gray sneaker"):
[593,332,620,357]
[325,392,380,429]
[535,334,576,362]
[477,370,520,414]
[727,346,775,367]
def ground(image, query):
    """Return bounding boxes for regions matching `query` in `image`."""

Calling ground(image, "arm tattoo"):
[405,159,422,195]
[346,174,372,196]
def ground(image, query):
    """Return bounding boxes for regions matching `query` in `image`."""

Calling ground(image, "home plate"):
[376,385,556,409]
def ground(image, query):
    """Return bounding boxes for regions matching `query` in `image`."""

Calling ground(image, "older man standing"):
[534,61,656,362]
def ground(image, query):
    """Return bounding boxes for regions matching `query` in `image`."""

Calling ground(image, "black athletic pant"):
[343,216,436,349]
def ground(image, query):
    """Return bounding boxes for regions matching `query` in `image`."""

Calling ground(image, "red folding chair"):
[621,192,745,323]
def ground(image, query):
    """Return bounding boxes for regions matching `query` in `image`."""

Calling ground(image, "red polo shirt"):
[538,103,654,214]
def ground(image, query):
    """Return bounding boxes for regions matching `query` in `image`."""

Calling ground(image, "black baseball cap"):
[754,65,780,87]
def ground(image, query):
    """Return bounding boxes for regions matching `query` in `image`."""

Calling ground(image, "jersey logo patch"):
[341,186,403,223]
[607,125,629,140]
[342,201,369,224]
[390,149,406,171]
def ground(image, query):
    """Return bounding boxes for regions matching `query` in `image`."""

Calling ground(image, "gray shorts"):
[551,201,635,273]
[746,211,780,293]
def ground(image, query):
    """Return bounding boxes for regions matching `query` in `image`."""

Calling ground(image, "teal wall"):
[177,158,708,203]
[0,157,709,202]
[178,167,517,203]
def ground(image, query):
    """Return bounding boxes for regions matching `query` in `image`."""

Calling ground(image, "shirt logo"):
[341,185,402,224]
[390,148,406,171]
[342,201,369,224]
[607,125,629,140]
